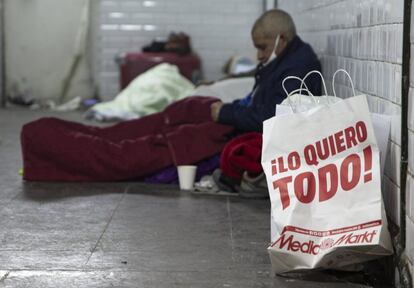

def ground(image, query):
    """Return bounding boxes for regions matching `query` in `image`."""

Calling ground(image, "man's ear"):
[279,33,290,50]
[279,33,288,42]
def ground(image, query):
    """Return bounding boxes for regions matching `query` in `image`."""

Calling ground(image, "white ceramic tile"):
[408,175,414,220]
[409,131,414,174]
[375,102,403,145]
[392,143,401,186]
[121,1,146,11]
[367,61,375,94]
[379,28,387,61]
[396,24,403,64]
[94,0,261,96]
[390,0,404,23]
[411,2,414,42]
[409,88,414,131]
[384,176,401,226]
[384,136,392,172]
[410,46,414,89]
[406,216,414,263]
[100,1,119,12]
[361,0,370,27]
[384,1,392,23]
[394,65,402,105]
[391,113,402,146]
[393,25,400,63]
[376,0,385,24]
[376,61,383,97]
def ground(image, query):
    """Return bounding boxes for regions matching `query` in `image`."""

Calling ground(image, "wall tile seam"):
[286,0,353,14]
[385,174,401,189]
[99,13,258,19]
[384,173,401,187]
[99,21,254,26]
[408,214,414,225]
[317,85,402,106]
[297,22,404,33]
[389,138,402,148]
[337,92,403,107]
[317,55,403,66]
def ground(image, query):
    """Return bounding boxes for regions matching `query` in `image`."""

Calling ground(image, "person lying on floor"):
[20,9,321,182]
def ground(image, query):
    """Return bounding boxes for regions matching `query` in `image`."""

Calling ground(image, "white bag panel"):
[262,94,393,273]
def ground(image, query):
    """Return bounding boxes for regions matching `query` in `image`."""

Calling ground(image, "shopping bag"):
[279,69,391,176]
[262,70,393,274]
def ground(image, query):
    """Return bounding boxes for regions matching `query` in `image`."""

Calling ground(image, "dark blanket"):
[220,132,263,181]
[21,96,233,182]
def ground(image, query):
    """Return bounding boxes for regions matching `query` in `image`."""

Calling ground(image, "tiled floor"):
[0,108,383,287]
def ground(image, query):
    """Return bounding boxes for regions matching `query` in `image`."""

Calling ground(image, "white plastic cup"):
[177,165,197,190]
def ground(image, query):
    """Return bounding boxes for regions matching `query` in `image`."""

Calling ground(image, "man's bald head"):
[252,9,296,42]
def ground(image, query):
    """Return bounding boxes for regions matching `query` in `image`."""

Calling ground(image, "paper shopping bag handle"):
[332,69,356,98]
[300,70,328,97]
[282,76,311,97]
[282,76,317,109]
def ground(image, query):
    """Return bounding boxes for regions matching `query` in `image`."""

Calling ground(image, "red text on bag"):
[271,121,368,175]
[272,146,373,210]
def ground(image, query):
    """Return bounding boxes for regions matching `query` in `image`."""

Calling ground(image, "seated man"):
[211,9,321,132]
[20,9,321,182]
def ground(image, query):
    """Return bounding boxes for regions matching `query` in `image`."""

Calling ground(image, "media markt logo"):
[272,229,377,255]
[320,238,334,250]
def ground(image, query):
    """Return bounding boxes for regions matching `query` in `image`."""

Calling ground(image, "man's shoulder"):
[258,38,320,82]
[275,40,320,77]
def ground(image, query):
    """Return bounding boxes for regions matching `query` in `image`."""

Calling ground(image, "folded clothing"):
[220,132,263,181]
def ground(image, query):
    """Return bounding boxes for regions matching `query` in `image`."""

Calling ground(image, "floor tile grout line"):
[0,182,39,211]
[0,187,34,215]
[84,187,129,266]
[1,192,22,209]
[226,197,235,263]
[0,271,10,282]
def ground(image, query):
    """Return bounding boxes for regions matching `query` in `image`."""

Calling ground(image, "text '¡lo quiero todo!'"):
[270,121,374,210]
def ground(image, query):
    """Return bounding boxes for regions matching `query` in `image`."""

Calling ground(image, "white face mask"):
[263,34,280,67]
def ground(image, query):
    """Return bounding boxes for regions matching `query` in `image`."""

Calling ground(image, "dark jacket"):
[218,36,322,132]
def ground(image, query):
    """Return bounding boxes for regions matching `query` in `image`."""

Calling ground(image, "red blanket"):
[21,96,233,182]
[220,132,263,180]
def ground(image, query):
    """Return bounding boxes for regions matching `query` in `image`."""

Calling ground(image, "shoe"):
[212,169,239,193]
[193,175,238,197]
[239,172,269,199]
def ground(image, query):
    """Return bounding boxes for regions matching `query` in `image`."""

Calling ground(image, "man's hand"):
[210,101,224,122]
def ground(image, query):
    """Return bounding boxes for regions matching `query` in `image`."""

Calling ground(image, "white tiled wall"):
[5,0,93,102]
[93,0,262,99]
[0,0,3,104]
[408,1,414,275]
[279,0,410,275]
